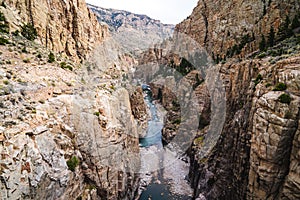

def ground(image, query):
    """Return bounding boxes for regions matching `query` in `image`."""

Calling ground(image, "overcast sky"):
[85,0,198,25]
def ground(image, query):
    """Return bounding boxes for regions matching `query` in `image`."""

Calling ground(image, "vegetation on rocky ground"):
[278,93,292,104]
[273,82,287,91]
[67,156,80,172]
[21,24,37,41]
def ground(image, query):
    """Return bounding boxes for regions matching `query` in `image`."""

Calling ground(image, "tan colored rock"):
[130,87,148,138]
[176,0,300,59]
[1,0,109,62]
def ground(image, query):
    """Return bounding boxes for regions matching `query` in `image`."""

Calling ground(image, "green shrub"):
[48,52,55,63]
[194,136,204,145]
[265,83,272,88]
[273,82,287,91]
[21,24,37,41]
[172,118,181,124]
[259,35,266,52]
[12,30,20,37]
[21,47,28,53]
[257,52,266,59]
[66,156,79,172]
[254,74,263,85]
[0,11,9,33]
[3,80,9,85]
[0,37,9,45]
[278,93,292,104]
[60,62,73,71]
[94,111,100,117]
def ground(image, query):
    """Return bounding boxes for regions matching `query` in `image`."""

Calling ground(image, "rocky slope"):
[0,0,108,61]
[0,1,147,199]
[0,32,143,200]
[88,4,174,53]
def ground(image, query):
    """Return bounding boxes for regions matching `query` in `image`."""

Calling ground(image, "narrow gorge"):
[0,0,300,200]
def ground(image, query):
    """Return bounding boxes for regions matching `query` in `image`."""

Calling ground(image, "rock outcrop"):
[172,1,300,199]
[0,3,140,199]
[176,0,300,59]
[0,0,108,61]
[129,87,148,138]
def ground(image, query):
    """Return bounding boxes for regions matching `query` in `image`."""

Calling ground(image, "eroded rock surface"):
[0,0,108,61]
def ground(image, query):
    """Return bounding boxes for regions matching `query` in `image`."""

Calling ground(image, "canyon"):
[0,0,300,200]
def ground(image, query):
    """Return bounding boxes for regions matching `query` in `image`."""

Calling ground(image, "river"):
[136,86,193,200]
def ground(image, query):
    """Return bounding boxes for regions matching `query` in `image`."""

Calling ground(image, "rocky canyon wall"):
[176,0,300,59]
[0,0,142,199]
[0,0,108,61]
[173,0,300,199]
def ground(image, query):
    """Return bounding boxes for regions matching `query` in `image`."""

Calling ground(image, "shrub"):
[273,82,287,91]
[21,47,28,53]
[257,52,266,59]
[21,24,37,41]
[172,118,181,125]
[48,52,55,63]
[194,136,204,145]
[12,30,20,36]
[94,111,100,117]
[254,74,263,85]
[60,62,73,71]
[265,83,272,88]
[0,11,9,33]
[66,156,79,172]
[0,37,9,45]
[291,15,300,29]
[278,93,291,104]
[259,35,267,52]
[268,27,275,47]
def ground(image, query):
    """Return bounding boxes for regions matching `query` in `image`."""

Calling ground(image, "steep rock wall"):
[0,0,108,61]
[176,0,300,59]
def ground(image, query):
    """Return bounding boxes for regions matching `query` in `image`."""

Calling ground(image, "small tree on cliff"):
[259,35,266,51]
[291,14,300,29]
[268,26,275,47]
[21,24,37,41]
[278,16,293,41]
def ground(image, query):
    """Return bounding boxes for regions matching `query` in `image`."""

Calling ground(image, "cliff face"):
[176,0,300,59]
[0,0,108,61]
[188,53,300,200]
[0,0,142,199]
[88,4,174,54]
[173,0,300,199]
[0,35,140,199]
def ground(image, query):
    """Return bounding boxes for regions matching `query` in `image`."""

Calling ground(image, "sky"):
[85,0,198,25]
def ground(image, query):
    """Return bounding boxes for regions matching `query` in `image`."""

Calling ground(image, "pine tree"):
[259,35,266,51]
[291,14,300,29]
[278,16,293,41]
[268,27,275,47]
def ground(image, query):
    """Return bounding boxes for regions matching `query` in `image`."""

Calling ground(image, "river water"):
[136,87,193,200]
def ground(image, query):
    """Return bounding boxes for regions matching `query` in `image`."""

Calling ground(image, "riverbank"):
[135,89,193,200]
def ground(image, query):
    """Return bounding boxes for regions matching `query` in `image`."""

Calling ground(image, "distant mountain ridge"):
[87,4,175,53]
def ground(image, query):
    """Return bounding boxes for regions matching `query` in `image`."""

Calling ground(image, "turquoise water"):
[138,86,192,200]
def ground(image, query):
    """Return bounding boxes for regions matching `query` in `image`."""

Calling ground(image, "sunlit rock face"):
[1,0,108,61]
[0,37,141,199]
[88,4,174,54]
[176,0,300,59]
